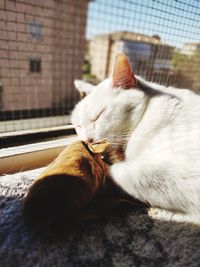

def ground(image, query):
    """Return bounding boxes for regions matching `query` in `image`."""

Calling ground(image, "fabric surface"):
[0,168,200,267]
[23,141,107,234]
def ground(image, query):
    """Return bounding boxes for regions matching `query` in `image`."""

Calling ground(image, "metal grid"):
[0,0,200,133]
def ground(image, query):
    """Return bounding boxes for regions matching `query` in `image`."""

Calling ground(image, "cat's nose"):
[87,138,94,143]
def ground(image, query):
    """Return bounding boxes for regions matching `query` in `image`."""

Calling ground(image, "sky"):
[86,0,200,48]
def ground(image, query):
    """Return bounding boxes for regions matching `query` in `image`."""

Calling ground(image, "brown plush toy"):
[23,140,144,236]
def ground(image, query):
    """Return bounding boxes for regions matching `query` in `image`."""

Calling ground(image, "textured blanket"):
[0,168,200,267]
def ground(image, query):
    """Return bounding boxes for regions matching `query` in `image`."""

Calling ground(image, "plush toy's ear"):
[112,52,137,89]
[74,80,94,96]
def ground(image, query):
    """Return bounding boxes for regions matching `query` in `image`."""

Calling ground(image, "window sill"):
[0,125,75,148]
[0,134,78,175]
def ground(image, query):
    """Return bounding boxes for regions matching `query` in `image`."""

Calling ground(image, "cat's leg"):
[109,160,200,224]
[148,207,200,224]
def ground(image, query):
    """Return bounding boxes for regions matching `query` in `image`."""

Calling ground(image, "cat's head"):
[71,53,146,147]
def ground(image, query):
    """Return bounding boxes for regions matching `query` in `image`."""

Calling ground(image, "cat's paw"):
[148,207,175,222]
[148,207,200,224]
[148,207,160,218]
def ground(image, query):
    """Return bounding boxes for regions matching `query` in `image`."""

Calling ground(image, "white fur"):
[71,75,200,225]
[74,80,94,95]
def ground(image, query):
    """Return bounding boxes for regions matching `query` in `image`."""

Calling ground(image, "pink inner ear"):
[112,53,137,89]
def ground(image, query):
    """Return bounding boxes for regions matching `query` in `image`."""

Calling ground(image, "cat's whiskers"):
[107,136,130,147]
[108,131,132,145]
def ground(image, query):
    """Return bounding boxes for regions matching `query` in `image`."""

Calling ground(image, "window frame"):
[1,125,76,148]
[29,58,42,73]
[0,125,77,175]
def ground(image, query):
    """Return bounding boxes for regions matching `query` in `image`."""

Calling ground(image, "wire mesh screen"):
[0,0,200,133]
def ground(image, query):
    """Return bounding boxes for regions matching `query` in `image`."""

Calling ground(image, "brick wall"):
[0,0,88,113]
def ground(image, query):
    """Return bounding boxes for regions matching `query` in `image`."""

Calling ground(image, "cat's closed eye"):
[91,108,106,123]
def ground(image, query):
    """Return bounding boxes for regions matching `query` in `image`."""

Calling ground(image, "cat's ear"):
[112,52,137,89]
[74,80,94,97]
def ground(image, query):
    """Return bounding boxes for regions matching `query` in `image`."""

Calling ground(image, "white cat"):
[71,52,200,225]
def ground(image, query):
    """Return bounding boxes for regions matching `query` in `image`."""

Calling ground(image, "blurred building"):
[88,31,174,82]
[175,42,200,92]
[181,42,200,55]
[0,0,88,119]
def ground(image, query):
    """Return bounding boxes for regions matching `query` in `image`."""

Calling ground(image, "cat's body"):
[72,53,200,224]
